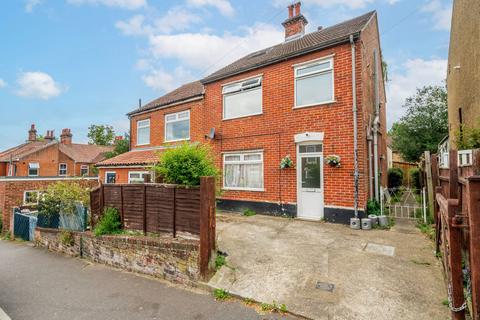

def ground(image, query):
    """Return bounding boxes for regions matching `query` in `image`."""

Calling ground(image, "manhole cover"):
[316,281,335,292]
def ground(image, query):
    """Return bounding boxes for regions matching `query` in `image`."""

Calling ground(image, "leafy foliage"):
[105,134,130,159]
[87,124,115,146]
[366,199,381,216]
[153,143,218,186]
[213,289,232,301]
[454,122,480,149]
[38,182,90,216]
[387,168,403,189]
[260,301,288,313]
[243,209,256,216]
[389,85,448,162]
[94,207,121,236]
[215,254,226,270]
[410,168,422,190]
[58,230,75,246]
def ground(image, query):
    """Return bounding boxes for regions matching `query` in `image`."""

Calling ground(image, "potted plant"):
[280,155,294,169]
[325,155,341,168]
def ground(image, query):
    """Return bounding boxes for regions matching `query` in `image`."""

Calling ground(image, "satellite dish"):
[208,128,215,139]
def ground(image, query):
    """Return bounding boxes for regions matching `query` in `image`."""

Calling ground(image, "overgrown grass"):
[213,288,232,301]
[243,209,256,217]
[417,221,435,240]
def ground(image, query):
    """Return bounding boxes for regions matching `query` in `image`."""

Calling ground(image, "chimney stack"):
[28,124,37,142]
[282,1,308,41]
[45,130,55,142]
[60,128,73,145]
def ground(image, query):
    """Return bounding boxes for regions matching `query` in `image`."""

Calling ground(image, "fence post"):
[120,185,124,228]
[425,151,434,220]
[422,187,427,224]
[467,176,480,319]
[199,176,216,280]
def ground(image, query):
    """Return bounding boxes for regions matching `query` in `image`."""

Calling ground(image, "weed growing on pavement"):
[3,231,11,240]
[215,254,226,270]
[58,230,75,246]
[243,209,256,217]
[213,289,232,301]
[260,301,287,313]
[243,298,255,305]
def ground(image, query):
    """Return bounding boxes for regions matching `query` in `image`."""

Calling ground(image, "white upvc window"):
[136,119,150,146]
[223,152,264,191]
[222,76,262,120]
[80,165,89,176]
[59,163,67,176]
[24,190,41,205]
[294,58,334,108]
[165,110,190,142]
[128,171,151,184]
[28,162,39,176]
[105,171,116,184]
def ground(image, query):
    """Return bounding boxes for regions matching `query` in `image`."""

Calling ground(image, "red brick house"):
[98,3,387,223]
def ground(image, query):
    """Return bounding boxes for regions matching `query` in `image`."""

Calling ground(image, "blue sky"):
[0,0,452,150]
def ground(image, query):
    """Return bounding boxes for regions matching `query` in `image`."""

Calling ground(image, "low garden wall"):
[34,227,200,286]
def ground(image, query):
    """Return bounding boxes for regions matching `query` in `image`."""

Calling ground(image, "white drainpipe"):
[373,49,380,200]
[350,35,359,218]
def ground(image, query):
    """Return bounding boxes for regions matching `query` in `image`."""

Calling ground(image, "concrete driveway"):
[209,213,449,320]
[0,240,296,320]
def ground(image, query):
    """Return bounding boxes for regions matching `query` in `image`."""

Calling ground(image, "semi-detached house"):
[96,2,388,223]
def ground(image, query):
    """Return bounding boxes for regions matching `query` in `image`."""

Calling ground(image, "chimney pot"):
[60,128,73,145]
[282,1,308,41]
[28,124,37,142]
[294,2,301,16]
[288,4,294,18]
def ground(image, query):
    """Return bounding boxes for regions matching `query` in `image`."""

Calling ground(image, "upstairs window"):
[59,163,67,176]
[80,165,89,176]
[223,77,262,120]
[295,58,334,108]
[137,119,150,146]
[165,110,190,142]
[28,162,39,176]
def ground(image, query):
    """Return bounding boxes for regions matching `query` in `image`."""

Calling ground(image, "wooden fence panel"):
[175,187,201,235]
[145,185,175,234]
[122,185,145,231]
[90,187,101,228]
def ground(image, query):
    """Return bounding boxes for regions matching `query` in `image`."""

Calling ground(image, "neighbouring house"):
[447,0,480,149]
[98,2,387,223]
[0,125,111,233]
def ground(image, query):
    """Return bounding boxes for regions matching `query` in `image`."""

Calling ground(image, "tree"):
[105,134,130,159]
[87,125,115,146]
[390,85,448,162]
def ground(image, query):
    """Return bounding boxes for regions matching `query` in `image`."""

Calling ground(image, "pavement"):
[209,213,450,320]
[0,240,296,320]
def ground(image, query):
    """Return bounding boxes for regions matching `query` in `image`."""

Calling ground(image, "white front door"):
[297,143,324,220]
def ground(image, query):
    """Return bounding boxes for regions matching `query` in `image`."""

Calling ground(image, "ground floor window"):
[128,171,151,184]
[23,190,42,205]
[105,172,116,184]
[80,165,89,176]
[223,152,263,191]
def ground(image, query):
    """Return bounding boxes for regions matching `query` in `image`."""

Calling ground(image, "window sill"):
[164,138,190,143]
[222,187,265,192]
[223,112,263,121]
[136,143,150,147]
[293,100,337,109]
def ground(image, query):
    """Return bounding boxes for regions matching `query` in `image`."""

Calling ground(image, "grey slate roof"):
[202,11,376,84]
[128,81,204,116]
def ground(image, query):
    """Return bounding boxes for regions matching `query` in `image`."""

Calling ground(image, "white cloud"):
[148,23,283,74]
[25,0,42,12]
[15,71,64,100]
[422,0,452,31]
[66,0,147,10]
[115,15,150,36]
[187,0,234,16]
[387,58,447,126]
[0,79,6,88]
[273,0,374,9]
[142,66,196,92]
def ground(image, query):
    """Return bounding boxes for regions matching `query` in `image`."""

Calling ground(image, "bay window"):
[223,152,264,191]
[295,58,334,108]
[223,76,262,120]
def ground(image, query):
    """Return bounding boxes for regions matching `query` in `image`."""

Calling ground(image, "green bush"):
[94,207,121,236]
[366,199,381,216]
[410,168,421,190]
[58,230,75,246]
[387,168,403,189]
[38,182,90,216]
[154,143,219,186]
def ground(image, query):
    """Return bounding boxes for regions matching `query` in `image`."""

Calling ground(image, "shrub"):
[38,182,90,216]
[58,230,75,246]
[410,168,422,190]
[94,207,121,236]
[366,199,380,216]
[154,143,218,186]
[387,168,403,189]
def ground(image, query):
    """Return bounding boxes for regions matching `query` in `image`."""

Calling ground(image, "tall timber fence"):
[433,149,480,320]
[90,176,216,278]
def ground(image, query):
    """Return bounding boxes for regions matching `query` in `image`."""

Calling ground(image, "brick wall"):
[35,228,200,286]
[0,177,99,233]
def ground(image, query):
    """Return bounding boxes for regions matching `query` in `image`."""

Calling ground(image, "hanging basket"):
[325,155,341,167]
[280,155,294,169]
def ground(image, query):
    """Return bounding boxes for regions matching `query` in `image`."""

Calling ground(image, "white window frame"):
[28,162,39,177]
[294,57,335,109]
[58,163,67,176]
[222,151,264,191]
[128,171,151,184]
[164,110,191,142]
[222,75,263,120]
[136,119,150,146]
[80,165,89,176]
[23,190,41,205]
[105,171,116,184]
